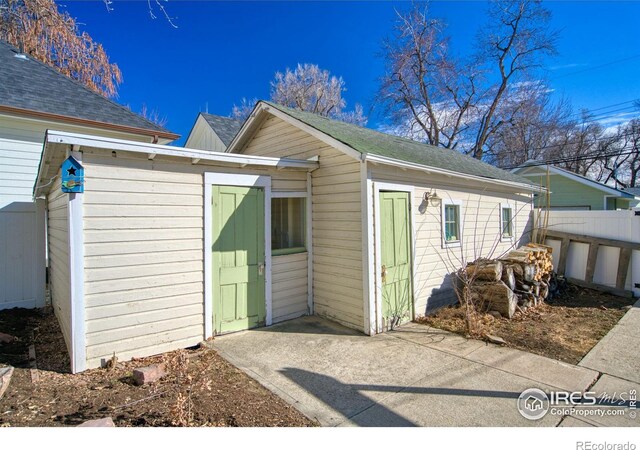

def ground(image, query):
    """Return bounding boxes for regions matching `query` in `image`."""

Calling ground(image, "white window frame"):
[500,203,515,242]
[270,193,307,256]
[203,172,272,338]
[441,199,463,249]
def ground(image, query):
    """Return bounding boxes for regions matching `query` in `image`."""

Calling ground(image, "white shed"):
[35,101,536,373]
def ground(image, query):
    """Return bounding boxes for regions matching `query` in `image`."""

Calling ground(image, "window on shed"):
[271,197,306,255]
[501,206,513,239]
[444,204,461,243]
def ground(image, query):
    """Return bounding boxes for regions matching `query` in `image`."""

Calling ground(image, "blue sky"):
[62,1,640,145]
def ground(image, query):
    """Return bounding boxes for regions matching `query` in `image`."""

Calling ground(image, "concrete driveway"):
[214,316,600,427]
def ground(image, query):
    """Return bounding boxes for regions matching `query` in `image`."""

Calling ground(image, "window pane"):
[272,198,305,251]
[502,208,512,237]
[444,205,460,242]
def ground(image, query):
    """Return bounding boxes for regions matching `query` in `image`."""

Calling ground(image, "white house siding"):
[0,113,167,312]
[47,173,72,354]
[80,149,309,368]
[237,115,365,332]
[184,115,226,152]
[272,252,308,322]
[370,164,533,316]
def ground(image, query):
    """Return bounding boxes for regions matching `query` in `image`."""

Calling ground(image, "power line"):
[501,149,638,170]
[551,54,640,81]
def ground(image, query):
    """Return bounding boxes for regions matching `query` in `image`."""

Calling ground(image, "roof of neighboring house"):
[513,161,635,199]
[259,102,533,186]
[623,187,640,197]
[0,40,178,140]
[200,113,242,147]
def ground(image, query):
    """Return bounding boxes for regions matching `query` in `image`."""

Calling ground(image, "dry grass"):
[416,285,635,364]
[0,309,316,427]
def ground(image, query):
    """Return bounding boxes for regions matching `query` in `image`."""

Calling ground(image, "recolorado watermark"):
[517,387,637,421]
[576,442,636,450]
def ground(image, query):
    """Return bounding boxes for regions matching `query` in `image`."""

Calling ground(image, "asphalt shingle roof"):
[623,187,640,196]
[265,102,533,186]
[200,113,242,147]
[0,40,175,136]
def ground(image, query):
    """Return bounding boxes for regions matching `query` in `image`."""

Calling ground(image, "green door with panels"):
[380,191,413,327]
[212,186,266,334]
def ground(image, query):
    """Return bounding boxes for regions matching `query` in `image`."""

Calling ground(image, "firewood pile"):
[464,243,559,319]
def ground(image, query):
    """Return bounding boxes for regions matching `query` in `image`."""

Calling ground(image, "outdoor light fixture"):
[418,189,441,214]
[423,189,441,206]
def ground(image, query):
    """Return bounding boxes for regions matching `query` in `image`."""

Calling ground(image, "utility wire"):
[550,54,640,80]
[500,149,638,170]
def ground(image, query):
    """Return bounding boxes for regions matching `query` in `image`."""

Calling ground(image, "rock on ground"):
[0,366,14,400]
[133,364,166,386]
[77,417,115,427]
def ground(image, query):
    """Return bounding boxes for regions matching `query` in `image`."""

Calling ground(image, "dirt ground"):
[0,308,315,427]
[416,285,636,364]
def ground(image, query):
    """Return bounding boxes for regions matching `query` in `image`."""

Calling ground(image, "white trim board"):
[306,173,314,315]
[68,150,86,373]
[372,181,417,334]
[203,172,273,339]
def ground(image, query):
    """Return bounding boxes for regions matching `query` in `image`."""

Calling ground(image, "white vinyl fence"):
[539,209,640,297]
[0,200,46,309]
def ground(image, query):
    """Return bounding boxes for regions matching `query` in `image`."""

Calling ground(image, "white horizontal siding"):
[47,174,72,354]
[370,164,533,316]
[237,115,365,332]
[184,115,227,152]
[272,252,308,322]
[80,150,309,368]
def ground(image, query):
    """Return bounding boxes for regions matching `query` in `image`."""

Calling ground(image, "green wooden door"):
[212,186,266,334]
[380,191,413,327]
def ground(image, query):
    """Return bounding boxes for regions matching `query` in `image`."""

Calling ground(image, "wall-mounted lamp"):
[418,189,441,214]
[423,189,441,206]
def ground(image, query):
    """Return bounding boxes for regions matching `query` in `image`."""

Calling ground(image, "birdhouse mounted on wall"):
[61,156,84,193]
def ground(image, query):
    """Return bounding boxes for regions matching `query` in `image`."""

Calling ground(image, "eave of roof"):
[0,105,179,141]
[34,130,318,198]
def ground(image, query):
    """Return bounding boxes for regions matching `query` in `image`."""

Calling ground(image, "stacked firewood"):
[464,244,555,319]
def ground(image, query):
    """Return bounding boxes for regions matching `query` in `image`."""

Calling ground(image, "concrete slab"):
[464,344,598,393]
[579,300,640,384]
[572,375,640,427]
[389,323,484,357]
[215,316,462,426]
[341,357,562,427]
[558,416,595,427]
[214,316,587,427]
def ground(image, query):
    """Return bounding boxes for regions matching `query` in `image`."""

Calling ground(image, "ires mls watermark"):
[517,387,638,421]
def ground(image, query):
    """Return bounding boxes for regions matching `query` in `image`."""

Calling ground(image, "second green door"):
[212,185,266,334]
[379,191,413,328]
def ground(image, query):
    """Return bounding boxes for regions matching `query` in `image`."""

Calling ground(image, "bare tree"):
[1,0,122,97]
[230,97,259,122]
[140,104,168,128]
[378,1,556,160]
[232,63,367,126]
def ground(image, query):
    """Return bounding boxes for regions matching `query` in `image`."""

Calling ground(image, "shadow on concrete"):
[279,367,522,426]
[253,315,364,336]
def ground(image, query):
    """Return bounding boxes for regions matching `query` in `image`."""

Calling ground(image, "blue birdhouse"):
[61,156,84,193]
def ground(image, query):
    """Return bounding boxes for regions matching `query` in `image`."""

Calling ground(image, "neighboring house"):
[35,101,536,372]
[0,40,179,310]
[623,187,640,208]
[513,162,639,210]
[185,112,242,152]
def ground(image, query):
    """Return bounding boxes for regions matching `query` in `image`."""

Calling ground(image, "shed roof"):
[0,40,178,140]
[200,113,242,147]
[260,102,533,186]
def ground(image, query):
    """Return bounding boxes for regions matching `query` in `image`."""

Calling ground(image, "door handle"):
[381,265,387,282]
[258,262,265,276]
